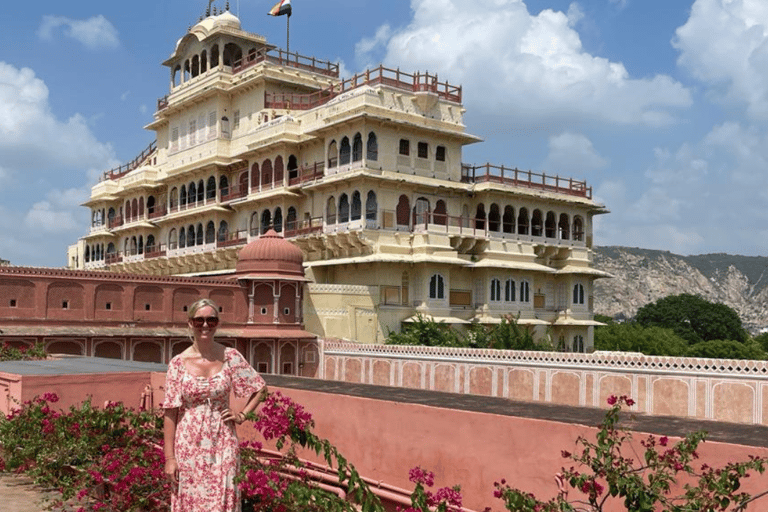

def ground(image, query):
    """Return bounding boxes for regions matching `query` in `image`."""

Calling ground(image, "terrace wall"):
[322,342,768,425]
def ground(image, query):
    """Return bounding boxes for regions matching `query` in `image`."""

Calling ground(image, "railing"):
[105,253,122,265]
[265,65,462,111]
[288,162,325,186]
[284,217,324,237]
[147,205,167,220]
[220,185,248,202]
[216,230,248,248]
[108,216,124,229]
[232,47,339,77]
[102,140,157,181]
[462,164,592,199]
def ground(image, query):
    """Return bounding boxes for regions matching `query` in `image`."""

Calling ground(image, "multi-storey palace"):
[68,7,609,349]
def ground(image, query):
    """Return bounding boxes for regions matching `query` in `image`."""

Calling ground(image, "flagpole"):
[286,14,290,55]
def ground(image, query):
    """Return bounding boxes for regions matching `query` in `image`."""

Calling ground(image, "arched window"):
[107,242,115,255]
[367,132,378,161]
[197,179,204,202]
[132,198,138,219]
[328,140,338,168]
[396,195,410,227]
[274,156,284,186]
[414,197,430,226]
[218,220,229,242]
[188,182,196,205]
[125,200,132,220]
[262,159,273,187]
[545,211,556,238]
[352,133,363,162]
[191,54,200,77]
[519,281,530,303]
[559,213,570,240]
[351,191,362,220]
[490,278,502,302]
[251,163,260,190]
[187,224,195,247]
[338,193,350,223]
[206,176,216,199]
[147,196,156,216]
[180,185,187,206]
[505,279,516,302]
[130,236,138,255]
[205,221,215,244]
[169,229,178,249]
[210,44,219,68]
[366,191,377,222]
[196,222,203,245]
[124,238,129,255]
[503,206,515,234]
[179,227,186,248]
[489,204,501,232]
[326,196,336,224]
[429,274,445,300]
[517,208,529,235]
[434,200,447,225]
[138,197,144,217]
[339,137,351,165]
[274,207,283,233]
[239,171,248,196]
[85,246,90,263]
[219,175,229,197]
[287,155,298,181]
[531,209,543,237]
[475,204,486,230]
[286,207,297,233]
[222,43,242,67]
[573,216,584,241]
[261,209,272,234]
[573,283,585,305]
[200,50,208,73]
[146,235,155,253]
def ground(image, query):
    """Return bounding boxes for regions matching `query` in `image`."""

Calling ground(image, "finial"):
[226,1,230,11]
[206,6,210,16]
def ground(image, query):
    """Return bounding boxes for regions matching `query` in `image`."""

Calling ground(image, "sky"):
[2,0,768,267]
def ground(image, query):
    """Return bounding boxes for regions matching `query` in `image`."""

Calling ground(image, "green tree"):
[594,323,688,356]
[753,331,768,353]
[467,315,545,351]
[385,314,462,347]
[686,339,767,360]
[634,294,747,344]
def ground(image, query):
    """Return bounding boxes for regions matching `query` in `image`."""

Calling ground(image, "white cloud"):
[38,14,119,50]
[0,62,116,266]
[357,0,691,128]
[596,121,768,255]
[0,62,116,173]
[542,132,608,175]
[674,0,768,118]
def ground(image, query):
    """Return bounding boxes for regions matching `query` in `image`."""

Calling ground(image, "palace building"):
[67,6,608,350]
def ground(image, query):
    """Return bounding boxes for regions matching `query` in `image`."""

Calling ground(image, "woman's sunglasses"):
[190,316,220,328]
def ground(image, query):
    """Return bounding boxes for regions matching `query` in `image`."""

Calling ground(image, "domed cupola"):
[235,230,305,279]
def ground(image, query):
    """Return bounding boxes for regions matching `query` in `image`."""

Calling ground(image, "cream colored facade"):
[69,9,609,349]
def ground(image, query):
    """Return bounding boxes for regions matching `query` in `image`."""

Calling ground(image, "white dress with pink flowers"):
[163,348,266,512]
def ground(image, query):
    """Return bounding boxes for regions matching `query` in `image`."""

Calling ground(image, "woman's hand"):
[165,457,179,485]
[222,408,246,424]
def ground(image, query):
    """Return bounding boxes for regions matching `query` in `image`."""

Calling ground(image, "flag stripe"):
[268,0,292,16]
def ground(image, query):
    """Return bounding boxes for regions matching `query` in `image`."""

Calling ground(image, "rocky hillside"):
[592,246,768,334]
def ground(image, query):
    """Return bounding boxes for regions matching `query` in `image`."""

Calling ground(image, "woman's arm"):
[224,385,268,424]
[163,408,180,483]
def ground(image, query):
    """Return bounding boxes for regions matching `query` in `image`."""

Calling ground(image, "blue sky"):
[2,0,768,267]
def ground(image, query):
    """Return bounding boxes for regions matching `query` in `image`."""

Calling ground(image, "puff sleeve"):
[162,356,183,409]
[227,348,266,398]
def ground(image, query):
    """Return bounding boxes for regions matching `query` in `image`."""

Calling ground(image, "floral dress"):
[163,348,266,512]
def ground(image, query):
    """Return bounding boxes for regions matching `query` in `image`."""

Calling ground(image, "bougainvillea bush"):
[1,390,768,511]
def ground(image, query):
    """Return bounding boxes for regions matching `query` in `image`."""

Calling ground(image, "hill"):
[593,246,768,334]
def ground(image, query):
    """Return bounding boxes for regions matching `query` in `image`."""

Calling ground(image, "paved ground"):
[5,375,768,508]
[0,473,60,512]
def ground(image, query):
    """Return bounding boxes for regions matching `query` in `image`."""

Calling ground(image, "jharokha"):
[1,4,607,371]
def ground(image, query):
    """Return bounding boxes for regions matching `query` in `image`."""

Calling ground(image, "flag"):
[268,0,291,16]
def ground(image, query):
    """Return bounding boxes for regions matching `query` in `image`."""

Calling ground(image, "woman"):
[163,298,268,512]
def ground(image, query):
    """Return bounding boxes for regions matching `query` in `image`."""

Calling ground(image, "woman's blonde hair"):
[187,298,219,319]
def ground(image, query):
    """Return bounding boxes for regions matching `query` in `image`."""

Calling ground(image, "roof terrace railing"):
[232,47,339,77]
[462,164,592,199]
[265,65,462,111]
[102,140,157,182]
